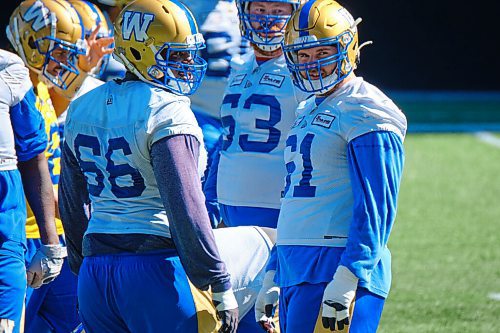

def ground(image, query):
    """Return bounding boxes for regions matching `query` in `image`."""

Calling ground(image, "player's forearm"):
[18,152,59,245]
[59,142,90,274]
[340,131,404,281]
[152,135,232,292]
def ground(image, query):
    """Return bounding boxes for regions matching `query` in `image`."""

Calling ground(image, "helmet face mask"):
[6,0,86,90]
[284,0,360,94]
[114,0,207,95]
[40,39,86,89]
[150,37,207,95]
[285,31,354,93]
[236,0,300,52]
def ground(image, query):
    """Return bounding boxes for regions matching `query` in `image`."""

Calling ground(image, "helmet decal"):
[121,11,155,42]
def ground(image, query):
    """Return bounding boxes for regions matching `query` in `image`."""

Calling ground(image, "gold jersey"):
[26,81,64,238]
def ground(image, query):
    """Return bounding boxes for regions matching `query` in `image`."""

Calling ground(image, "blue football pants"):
[280,283,385,333]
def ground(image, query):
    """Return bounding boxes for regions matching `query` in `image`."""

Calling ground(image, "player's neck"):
[317,73,356,98]
[252,44,283,63]
[29,69,40,87]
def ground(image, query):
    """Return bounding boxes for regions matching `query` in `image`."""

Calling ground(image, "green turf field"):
[378,133,500,333]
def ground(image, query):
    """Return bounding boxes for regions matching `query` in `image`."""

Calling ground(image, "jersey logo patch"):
[259,73,285,88]
[312,113,336,129]
[22,2,50,32]
[230,74,246,87]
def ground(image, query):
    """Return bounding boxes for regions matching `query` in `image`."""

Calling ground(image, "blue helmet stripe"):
[170,0,197,35]
[84,1,102,26]
[298,0,315,36]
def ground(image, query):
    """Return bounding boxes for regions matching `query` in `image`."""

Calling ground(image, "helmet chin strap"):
[39,71,55,89]
[250,31,283,52]
[165,68,192,95]
[303,72,338,95]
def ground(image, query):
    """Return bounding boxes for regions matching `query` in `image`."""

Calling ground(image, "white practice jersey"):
[73,75,105,101]
[65,80,206,238]
[0,50,33,171]
[277,77,407,247]
[217,53,307,209]
[58,76,105,129]
[213,226,273,319]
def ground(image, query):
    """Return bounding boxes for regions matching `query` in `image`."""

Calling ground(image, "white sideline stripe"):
[488,292,500,301]
[474,132,500,148]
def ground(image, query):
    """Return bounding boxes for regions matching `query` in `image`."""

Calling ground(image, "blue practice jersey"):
[64,79,206,239]
[217,53,308,209]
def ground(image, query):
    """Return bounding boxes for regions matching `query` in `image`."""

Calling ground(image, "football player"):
[6,1,112,331]
[190,0,252,226]
[258,1,407,332]
[58,0,239,332]
[208,0,308,229]
[0,48,62,333]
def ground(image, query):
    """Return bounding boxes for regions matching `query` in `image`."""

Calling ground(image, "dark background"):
[1,0,497,91]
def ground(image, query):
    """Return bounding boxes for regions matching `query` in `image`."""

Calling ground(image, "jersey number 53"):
[221,93,281,153]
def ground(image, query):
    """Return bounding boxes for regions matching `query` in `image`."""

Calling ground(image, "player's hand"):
[78,23,114,73]
[321,266,358,331]
[27,244,67,289]
[255,270,279,332]
[212,289,239,333]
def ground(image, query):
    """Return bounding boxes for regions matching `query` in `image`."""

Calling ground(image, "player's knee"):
[0,318,15,333]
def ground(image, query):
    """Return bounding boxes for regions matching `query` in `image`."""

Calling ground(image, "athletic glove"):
[321,265,359,331]
[255,270,279,332]
[212,288,239,333]
[27,244,67,289]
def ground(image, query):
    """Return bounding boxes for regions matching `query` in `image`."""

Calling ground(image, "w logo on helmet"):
[121,11,154,42]
[22,2,50,32]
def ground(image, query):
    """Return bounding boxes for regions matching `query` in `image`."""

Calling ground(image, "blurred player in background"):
[258,1,407,332]
[191,0,251,120]
[6,1,113,331]
[206,0,307,229]
[59,0,239,332]
[0,48,62,333]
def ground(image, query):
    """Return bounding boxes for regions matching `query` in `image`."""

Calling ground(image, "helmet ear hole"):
[28,36,36,49]
[130,47,141,61]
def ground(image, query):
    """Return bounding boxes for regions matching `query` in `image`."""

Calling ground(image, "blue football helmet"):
[236,0,301,52]
[114,0,207,95]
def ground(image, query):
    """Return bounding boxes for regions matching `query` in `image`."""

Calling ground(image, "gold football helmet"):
[284,0,363,93]
[7,0,86,90]
[96,0,132,7]
[69,0,110,38]
[114,0,207,95]
[69,0,112,77]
